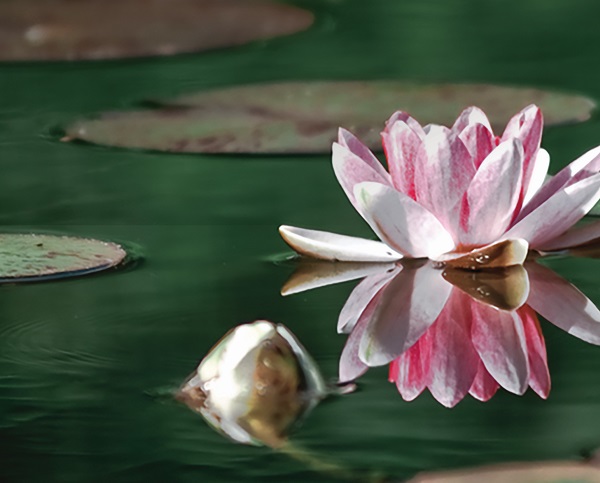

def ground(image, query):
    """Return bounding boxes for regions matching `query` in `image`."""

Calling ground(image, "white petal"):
[279,225,403,262]
[522,148,550,207]
[504,173,600,248]
[354,182,455,258]
[537,219,600,252]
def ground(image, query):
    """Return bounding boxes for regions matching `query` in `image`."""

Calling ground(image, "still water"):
[1,0,600,481]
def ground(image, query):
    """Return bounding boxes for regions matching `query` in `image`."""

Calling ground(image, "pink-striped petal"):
[460,139,524,246]
[537,218,600,251]
[520,306,550,399]
[522,148,550,207]
[382,120,423,199]
[384,111,426,139]
[471,303,529,395]
[354,181,455,258]
[426,291,479,408]
[469,361,500,402]
[358,262,452,366]
[501,105,543,204]
[390,340,428,402]
[338,128,390,181]
[526,262,600,345]
[279,225,403,262]
[459,123,495,168]
[504,173,600,248]
[414,126,476,231]
[337,265,400,333]
[452,106,493,135]
[332,142,392,211]
[517,145,600,221]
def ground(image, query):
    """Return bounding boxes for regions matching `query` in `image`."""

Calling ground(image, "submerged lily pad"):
[64,81,595,154]
[0,234,126,282]
[0,0,314,61]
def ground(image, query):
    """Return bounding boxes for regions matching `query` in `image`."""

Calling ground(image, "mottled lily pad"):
[409,461,600,483]
[64,81,595,154]
[0,0,314,62]
[0,234,127,282]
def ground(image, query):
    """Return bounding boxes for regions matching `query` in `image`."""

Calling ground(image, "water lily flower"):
[177,320,326,448]
[280,105,600,269]
[281,258,600,407]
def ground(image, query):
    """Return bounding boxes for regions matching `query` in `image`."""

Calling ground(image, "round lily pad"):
[0,0,314,62]
[63,81,595,154]
[0,234,127,282]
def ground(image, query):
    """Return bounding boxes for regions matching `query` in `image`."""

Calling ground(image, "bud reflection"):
[178,320,326,448]
[282,258,600,407]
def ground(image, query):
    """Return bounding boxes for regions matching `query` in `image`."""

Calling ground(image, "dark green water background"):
[1,1,600,481]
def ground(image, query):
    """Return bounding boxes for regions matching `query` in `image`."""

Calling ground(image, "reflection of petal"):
[425,291,479,408]
[442,264,530,311]
[468,361,500,402]
[526,262,600,345]
[389,338,428,402]
[337,265,401,333]
[358,263,452,366]
[521,306,551,399]
[471,303,529,395]
[279,225,402,262]
[281,259,396,296]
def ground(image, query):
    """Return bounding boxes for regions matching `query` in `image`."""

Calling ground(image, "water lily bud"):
[177,320,327,448]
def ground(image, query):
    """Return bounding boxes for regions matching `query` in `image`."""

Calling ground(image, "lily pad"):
[409,461,600,483]
[64,81,595,154]
[0,234,127,282]
[0,0,314,62]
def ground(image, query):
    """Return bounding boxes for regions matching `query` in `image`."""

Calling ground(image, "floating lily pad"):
[64,81,595,154]
[0,0,314,61]
[0,234,127,282]
[409,461,600,483]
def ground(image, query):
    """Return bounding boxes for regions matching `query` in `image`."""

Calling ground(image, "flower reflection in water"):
[283,258,600,408]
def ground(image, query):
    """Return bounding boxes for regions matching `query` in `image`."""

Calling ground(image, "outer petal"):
[522,148,550,207]
[279,225,403,262]
[503,173,600,248]
[390,340,428,402]
[459,139,524,246]
[526,262,600,345]
[520,306,551,399]
[536,218,600,252]
[517,145,600,221]
[354,182,455,258]
[471,303,530,395]
[425,291,479,408]
[332,142,392,211]
[358,263,452,366]
[382,120,423,199]
[337,265,400,333]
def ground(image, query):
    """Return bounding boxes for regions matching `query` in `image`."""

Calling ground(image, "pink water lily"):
[280,105,600,267]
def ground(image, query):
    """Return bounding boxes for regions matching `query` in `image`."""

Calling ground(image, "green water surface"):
[1,1,600,482]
